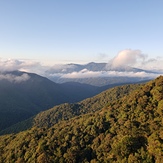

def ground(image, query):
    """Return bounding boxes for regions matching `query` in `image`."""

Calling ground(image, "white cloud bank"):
[0,49,163,80]
[49,49,162,79]
[0,58,41,71]
[0,58,47,75]
[0,73,30,83]
[53,69,158,79]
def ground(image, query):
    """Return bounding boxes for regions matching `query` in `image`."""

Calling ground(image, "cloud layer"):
[52,69,158,79]
[0,49,162,81]
[0,73,30,83]
[0,58,40,72]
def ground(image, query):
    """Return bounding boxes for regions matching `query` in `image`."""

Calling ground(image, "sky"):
[0,0,163,72]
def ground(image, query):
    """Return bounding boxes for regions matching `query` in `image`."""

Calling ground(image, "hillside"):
[0,81,140,135]
[0,76,162,162]
[0,71,112,131]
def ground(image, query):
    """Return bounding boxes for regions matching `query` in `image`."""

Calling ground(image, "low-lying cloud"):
[53,69,159,79]
[0,73,30,83]
[0,58,48,76]
[141,57,163,71]
[0,49,162,81]
[0,58,45,74]
[47,49,162,79]
[46,64,78,74]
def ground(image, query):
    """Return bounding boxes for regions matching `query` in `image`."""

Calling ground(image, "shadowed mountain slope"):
[0,71,109,131]
[0,77,142,135]
[0,76,162,162]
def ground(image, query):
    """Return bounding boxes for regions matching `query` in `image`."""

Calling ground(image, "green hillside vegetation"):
[1,71,121,131]
[33,82,139,129]
[0,82,140,135]
[0,76,162,163]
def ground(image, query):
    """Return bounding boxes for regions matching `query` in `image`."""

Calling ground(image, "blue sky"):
[0,0,163,65]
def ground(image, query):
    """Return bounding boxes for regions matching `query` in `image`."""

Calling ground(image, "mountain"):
[0,70,149,132]
[46,62,107,74]
[0,76,162,162]
[53,76,149,87]
[0,81,140,135]
[47,62,158,86]
[0,71,114,131]
[47,62,155,73]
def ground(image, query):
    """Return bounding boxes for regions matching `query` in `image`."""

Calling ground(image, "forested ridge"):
[0,70,142,132]
[0,76,162,163]
[0,81,140,135]
[0,71,111,132]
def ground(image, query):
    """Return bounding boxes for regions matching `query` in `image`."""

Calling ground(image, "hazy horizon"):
[0,1,163,79]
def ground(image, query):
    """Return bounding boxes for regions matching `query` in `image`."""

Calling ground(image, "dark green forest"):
[0,71,124,132]
[0,76,162,163]
[0,80,140,135]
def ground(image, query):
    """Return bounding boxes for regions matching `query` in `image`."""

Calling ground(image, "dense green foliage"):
[0,71,119,131]
[0,82,140,135]
[33,83,139,128]
[0,76,162,162]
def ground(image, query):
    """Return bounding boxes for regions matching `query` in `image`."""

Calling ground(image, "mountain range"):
[0,76,162,162]
[0,71,99,131]
[0,70,143,132]
[46,62,158,86]
[47,62,156,73]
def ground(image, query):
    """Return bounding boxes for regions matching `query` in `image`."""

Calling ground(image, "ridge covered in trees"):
[0,70,143,132]
[0,76,162,163]
[0,81,140,135]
